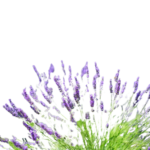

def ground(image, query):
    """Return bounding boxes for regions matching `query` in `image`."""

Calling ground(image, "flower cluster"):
[0,59,150,150]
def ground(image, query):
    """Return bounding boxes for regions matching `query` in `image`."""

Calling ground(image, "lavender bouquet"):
[1,61,150,150]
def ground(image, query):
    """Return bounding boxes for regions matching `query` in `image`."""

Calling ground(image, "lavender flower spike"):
[99,75,105,91]
[30,130,40,144]
[11,138,28,150]
[31,64,40,78]
[20,86,34,104]
[145,83,150,93]
[47,62,56,81]
[89,93,95,108]
[84,60,90,85]
[84,111,90,120]
[120,80,128,95]
[108,78,113,94]
[17,108,32,122]
[23,121,36,132]
[33,65,42,82]
[99,100,105,112]
[91,74,98,90]
[3,103,23,118]
[114,78,121,97]
[73,82,81,104]
[67,64,73,88]
[52,74,63,93]
[114,68,121,82]
[93,61,101,78]
[62,97,71,112]
[29,103,41,116]
[0,135,9,145]
[36,121,54,135]
[132,75,141,94]
[70,112,76,123]
[132,89,144,107]
[28,84,39,103]
[55,131,62,139]
[60,59,67,77]
[81,62,89,79]
[106,123,109,128]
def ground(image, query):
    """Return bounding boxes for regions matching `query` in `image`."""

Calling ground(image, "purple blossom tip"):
[55,131,61,139]
[106,123,109,128]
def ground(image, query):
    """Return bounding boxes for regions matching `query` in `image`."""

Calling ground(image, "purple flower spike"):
[31,64,40,78]
[99,75,105,90]
[90,94,94,107]
[74,72,82,90]
[68,65,72,86]
[45,86,54,101]
[51,114,63,122]
[55,131,61,139]
[132,89,143,107]
[8,99,16,109]
[85,112,90,119]
[47,62,56,78]
[67,75,73,88]
[145,91,150,105]
[52,105,61,114]
[23,121,36,132]
[145,83,150,93]
[30,104,41,114]
[62,97,71,112]
[11,136,22,149]
[109,79,113,93]
[38,92,53,107]
[0,136,9,143]
[84,60,90,78]
[91,74,98,90]
[115,79,121,95]
[52,74,63,93]
[145,106,150,115]
[22,145,29,150]
[60,59,67,77]
[13,140,22,149]
[30,130,40,144]
[73,86,81,104]
[133,77,139,94]
[84,84,90,93]
[20,86,34,104]
[66,94,75,109]
[70,113,76,123]
[99,100,105,112]
[67,64,73,76]
[114,68,121,82]
[17,108,32,122]
[139,90,145,101]
[33,65,42,83]
[38,99,49,109]
[106,123,109,128]
[38,71,49,92]
[11,139,28,150]
[95,62,100,78]
[28,85,39,103]
[61,76,70,96]
[80,65,85,84]
[3,104,21,118]
[120,80,128,95]
[36,121,54,136]
[81,62,89,79]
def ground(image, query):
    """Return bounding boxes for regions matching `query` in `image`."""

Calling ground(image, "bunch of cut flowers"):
[1,61,150,150]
